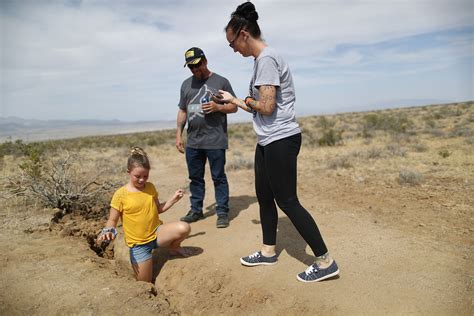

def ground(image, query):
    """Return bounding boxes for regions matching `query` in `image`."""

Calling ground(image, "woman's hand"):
[218,90,235,104]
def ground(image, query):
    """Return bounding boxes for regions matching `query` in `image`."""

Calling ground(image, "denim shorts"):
[129,228,160,264]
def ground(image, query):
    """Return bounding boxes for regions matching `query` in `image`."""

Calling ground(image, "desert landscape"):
[0,101,473,315]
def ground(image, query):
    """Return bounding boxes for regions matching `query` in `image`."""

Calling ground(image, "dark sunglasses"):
[228,27,242,48]
[188,60,202,69]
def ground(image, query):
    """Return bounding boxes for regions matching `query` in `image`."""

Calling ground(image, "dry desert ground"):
[1,102,473,315]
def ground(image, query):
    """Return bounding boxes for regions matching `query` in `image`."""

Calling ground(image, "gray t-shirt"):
[178,73,235,149]
[249,46,301,146]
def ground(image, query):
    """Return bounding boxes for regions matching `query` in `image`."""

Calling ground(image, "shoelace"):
[305,264,319,275]
[248,252,261,259]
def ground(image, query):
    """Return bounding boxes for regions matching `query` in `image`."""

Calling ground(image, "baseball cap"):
[184,47,205,67]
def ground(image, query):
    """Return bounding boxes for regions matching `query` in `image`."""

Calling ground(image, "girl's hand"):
[97,227,117,243]
[173,189,185,202]
[97,232,115,243]
[218,90,235,104]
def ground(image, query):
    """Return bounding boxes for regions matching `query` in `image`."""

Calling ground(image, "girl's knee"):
[177,221,191,235]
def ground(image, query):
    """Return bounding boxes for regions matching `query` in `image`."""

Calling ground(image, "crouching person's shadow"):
[151,246,203,283]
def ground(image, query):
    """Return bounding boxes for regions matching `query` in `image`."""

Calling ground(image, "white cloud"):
[1,0,472,121]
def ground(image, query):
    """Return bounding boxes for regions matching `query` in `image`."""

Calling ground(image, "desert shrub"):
[438,149,450,158]
[460,102,473,109]
[318,128,344,146]
[412,143,428,152]
[362,112,414,134]
[316,116,336,130]
[448,126,472,138]
[327,156,352,169]
[427,129,445,138]
[350,150,364,158]
[366,147,383,159]
[146,138,158,146]
[3,151,118,217]
[361,125,374,138]
[1,129,178,160]
[227,152,253,171]
[398,169,423,185]
[363,138,372,145]
[0,140,25,157]
[0,139,52,159]
[386,143,407,157]
[227,157,254,171]
[305,116,345,146]
[423,117,437,129]
[300,127,317,146]
[437,107,463,118]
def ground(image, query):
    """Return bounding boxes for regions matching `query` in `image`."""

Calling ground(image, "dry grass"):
[1,101,473,229]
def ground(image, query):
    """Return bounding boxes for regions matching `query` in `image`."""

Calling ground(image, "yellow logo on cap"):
[185,51,195,58]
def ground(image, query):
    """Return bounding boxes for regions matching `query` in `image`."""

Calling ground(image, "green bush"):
[362,112,414,134]
[318,128,344,146]
[316,116,336,130]
[438,149,450,158]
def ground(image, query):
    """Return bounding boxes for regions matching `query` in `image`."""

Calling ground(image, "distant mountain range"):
[0,117,176,142]
[1,99,467,143]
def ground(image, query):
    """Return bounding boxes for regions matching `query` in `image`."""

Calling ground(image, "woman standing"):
[219,1,339,282]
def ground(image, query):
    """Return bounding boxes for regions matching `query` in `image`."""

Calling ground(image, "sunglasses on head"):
[187,60,202,69]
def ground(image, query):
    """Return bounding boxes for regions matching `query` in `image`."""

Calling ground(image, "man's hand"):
[202,101,220,114]
[176,109,187,153]
[176,135,185,153]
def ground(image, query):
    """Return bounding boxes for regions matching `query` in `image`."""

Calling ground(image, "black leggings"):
[255,133,328,257]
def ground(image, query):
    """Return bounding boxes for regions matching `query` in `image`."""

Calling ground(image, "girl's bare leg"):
[132,258,153,282]
[156,221,191,254]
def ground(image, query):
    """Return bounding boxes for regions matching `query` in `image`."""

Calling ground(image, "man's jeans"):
[185,147,229,216]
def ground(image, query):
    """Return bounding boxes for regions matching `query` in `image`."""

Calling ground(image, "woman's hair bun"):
[235,1,259,22]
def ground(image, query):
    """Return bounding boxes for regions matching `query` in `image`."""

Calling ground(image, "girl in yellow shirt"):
[97,147,191,282]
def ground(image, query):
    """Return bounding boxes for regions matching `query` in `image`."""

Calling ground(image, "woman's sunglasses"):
[228,27,242,48]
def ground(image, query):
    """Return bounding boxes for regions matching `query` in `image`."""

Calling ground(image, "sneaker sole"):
[240,258,278,266]
[296,269,339,283]
[216,224,229,228]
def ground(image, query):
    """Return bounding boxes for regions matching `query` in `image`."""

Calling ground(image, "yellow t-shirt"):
[110,182,162,247]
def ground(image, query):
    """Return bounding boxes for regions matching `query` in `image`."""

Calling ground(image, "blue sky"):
[1,0,473,123]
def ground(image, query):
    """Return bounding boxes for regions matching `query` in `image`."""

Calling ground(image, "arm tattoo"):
[257,86,276,115]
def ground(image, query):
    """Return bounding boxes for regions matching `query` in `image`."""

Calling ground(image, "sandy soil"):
[1,106,473,315]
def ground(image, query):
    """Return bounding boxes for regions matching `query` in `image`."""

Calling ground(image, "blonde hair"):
[127,147,150,170]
